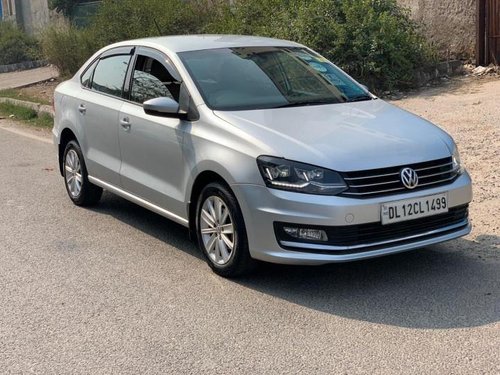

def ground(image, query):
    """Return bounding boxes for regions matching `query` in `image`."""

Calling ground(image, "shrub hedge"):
[0,22,40,65]
[207,0,437,90]
[40,19,98,77]
[41,0,216,78]
[41,0,436,91]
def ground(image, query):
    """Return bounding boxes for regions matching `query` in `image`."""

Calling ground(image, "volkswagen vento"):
[53,35,472,277]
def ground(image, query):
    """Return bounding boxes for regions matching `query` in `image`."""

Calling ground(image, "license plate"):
[381,193,448,225]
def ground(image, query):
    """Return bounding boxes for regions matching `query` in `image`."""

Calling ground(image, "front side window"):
[179,47,371,111]
[92,55,131,98]
[130,55,180,104]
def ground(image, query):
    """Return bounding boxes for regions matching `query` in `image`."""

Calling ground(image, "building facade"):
[16,0,50,35]
[1,0,17,21]
[397,0,477,60]
[1,0,49,35]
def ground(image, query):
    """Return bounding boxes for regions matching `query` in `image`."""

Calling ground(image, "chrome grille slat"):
[339,157,458,198]
[417,174,458,187]
[415,162,453,172]
[348,180,401,188]
[341,187,406,196]
[419,169,457,179]
[344,172,399,181]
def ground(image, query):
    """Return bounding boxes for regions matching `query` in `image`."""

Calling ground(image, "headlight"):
[257,156,347,195]
[452,147,464,175]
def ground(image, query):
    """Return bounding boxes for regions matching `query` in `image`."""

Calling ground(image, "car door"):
[118,48,189,219]
[78,47,134,186]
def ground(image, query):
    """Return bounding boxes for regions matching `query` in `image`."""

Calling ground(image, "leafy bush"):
[40,0,219,77]
[40,19,97,77]
[0,22,40,65]
[89,0,215,46]
[41,0,436,90]
[208,0,437,91]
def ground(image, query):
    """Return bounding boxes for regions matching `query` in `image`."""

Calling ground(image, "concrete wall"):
[397,0,476,60]
[14,0,49,35]
[1,0,17,21]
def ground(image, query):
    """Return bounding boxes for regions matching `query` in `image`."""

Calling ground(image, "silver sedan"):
[53,35,472,277]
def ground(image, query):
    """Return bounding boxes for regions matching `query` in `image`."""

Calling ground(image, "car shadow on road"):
[90,192,202,260]
[236,238,499,330]
[92,192,499,330]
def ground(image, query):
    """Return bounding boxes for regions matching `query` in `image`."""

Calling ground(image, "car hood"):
[214,99,454,171]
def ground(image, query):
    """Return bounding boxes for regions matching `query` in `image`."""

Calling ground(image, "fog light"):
[283,227,328,242]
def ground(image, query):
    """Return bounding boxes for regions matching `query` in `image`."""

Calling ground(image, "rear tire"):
[195,182,255,277]
[63,140,102,206]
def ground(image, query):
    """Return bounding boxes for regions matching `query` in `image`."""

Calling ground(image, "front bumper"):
[232,171,472,265]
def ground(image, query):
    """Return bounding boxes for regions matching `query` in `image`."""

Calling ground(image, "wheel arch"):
[188,170,231,238]
[58,128,78,176]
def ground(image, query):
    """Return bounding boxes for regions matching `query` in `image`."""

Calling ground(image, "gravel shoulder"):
[391,76,500,251]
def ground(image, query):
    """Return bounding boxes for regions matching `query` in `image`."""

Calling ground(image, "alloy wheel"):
[200,195,235,265]
[64,149,83,198]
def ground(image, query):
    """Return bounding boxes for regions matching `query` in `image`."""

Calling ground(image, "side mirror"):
[143,97,183,118]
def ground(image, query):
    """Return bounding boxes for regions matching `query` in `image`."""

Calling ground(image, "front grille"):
[339,157,459,198]
[275,205,469,253]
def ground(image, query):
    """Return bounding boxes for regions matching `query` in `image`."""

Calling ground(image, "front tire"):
[196,182,255,277]
[63,140,102,206]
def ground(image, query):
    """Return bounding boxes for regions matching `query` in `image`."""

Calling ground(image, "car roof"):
[111,34,303,53]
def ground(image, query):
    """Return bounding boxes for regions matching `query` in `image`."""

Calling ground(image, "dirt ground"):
[391,76,500,251]
[19,79,59,104]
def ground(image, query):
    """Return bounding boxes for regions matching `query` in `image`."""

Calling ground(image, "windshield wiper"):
[274,99,339,109]
[346,95,374,103]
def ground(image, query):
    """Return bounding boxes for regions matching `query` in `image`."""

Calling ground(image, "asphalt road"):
[0,123,498,374]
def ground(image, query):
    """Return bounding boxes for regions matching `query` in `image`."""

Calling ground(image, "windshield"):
[179,47,372,111]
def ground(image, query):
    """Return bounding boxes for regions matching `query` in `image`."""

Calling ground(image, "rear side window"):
[80,60,97,88]
[92,55,131,98]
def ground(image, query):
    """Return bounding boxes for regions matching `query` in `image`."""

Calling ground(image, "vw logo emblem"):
[400,167,419,189]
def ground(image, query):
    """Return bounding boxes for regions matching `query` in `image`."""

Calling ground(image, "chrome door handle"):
[120,118,131,131]
[78,104,86,114]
